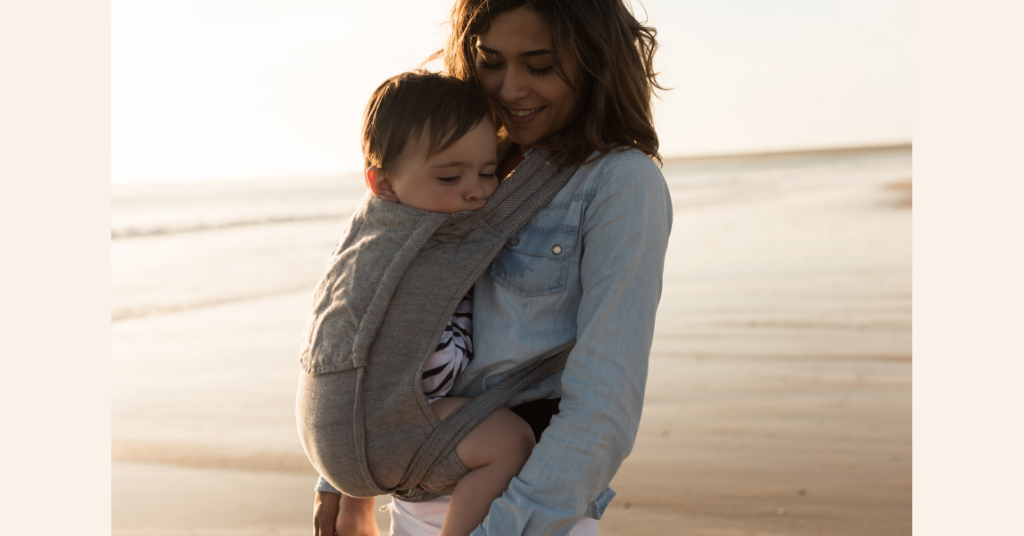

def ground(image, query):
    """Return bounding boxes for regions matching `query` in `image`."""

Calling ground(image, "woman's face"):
[475,7,578,152]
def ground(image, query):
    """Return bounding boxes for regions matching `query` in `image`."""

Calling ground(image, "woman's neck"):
[497,144,528,180]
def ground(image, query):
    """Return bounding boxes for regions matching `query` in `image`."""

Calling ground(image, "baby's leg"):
[429,397,536,536]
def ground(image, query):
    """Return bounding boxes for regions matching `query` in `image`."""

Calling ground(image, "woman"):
[314,0,671,534]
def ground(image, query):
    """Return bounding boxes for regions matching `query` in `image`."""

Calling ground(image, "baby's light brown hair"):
[362,70,492,171]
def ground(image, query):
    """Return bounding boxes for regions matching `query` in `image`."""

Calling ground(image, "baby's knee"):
[454,405,536,470]
[490,408,536,461]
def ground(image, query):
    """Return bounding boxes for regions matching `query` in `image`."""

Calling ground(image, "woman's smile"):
[502,105,545,124]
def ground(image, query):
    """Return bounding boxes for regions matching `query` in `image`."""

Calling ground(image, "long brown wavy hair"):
[440,0,666,166]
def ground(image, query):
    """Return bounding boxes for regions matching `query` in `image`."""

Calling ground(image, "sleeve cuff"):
[315,475,342,495]
[467,485,615,536]
[583,486,616,520]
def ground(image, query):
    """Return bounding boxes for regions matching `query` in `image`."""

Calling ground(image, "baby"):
[329,71,538,536]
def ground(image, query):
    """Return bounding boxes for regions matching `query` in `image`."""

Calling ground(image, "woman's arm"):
[471,152,673,535]
[313,488,340,536]
[313,477,380,536]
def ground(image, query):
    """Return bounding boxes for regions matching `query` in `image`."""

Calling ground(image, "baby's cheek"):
[438,193,465,214]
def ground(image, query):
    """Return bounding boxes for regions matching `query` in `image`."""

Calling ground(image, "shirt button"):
[508,237,519,246]
[551,244,562,255]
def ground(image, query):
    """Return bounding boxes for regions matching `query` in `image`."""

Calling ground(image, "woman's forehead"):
[476,8,551,53]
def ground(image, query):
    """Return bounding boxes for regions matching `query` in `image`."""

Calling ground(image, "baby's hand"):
[336,494,381,536]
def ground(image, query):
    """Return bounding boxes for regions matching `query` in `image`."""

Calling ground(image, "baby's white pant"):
[389,495,599,536]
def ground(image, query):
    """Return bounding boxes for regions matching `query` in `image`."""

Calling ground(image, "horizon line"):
[112,141,913,186]
[660,141,912,164]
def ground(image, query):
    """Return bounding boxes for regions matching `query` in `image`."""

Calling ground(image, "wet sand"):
[112,145,911,535]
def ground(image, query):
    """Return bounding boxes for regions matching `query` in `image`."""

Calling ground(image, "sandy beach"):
[112,145,911,535]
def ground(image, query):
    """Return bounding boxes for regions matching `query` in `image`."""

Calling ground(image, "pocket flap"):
[504,223,578,259]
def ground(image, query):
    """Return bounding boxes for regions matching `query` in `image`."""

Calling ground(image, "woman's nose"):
[499,67,529,104]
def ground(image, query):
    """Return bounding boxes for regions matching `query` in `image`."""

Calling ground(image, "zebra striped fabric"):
[421,292,473,402]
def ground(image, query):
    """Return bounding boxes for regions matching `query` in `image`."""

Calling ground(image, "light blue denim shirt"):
[317,147,672,536]
[456,148,671,535]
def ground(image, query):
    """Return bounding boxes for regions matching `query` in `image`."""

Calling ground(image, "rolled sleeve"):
[316,474,342,494]
[470,151,673,536]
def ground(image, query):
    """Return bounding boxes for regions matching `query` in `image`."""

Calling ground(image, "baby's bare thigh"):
[428,398,536,470]
[428,397,472,421]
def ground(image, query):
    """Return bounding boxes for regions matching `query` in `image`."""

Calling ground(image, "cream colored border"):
[913,0,1024,533]
[1,1,110,533]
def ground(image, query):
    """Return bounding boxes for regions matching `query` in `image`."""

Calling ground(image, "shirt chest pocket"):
[490,223,579,297]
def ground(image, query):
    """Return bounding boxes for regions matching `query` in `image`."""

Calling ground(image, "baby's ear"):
[365,166,399,203]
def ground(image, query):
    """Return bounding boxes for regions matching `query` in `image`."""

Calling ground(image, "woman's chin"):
[505,130,542,151]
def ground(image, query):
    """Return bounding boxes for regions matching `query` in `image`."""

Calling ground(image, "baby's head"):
[362,71,499,214]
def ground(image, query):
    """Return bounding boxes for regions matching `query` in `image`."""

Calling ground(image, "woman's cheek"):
[476,71,501,100]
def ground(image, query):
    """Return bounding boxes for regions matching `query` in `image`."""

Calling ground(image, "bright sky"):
[112,0,911,183]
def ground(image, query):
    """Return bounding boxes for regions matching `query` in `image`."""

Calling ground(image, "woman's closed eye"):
[476,59,552,76]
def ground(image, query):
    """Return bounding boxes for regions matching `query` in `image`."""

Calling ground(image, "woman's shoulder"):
[593,146,661,167]
[574,147,668,196]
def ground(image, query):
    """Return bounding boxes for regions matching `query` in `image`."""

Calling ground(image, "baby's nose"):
[466,181,488,200]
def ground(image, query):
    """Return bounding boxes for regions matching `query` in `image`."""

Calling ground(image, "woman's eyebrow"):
[476,44,551,57]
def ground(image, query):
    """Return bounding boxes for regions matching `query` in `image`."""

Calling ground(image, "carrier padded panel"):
[296,150,579,500]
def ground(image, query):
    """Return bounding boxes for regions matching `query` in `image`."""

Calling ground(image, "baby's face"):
[386,119,500,214]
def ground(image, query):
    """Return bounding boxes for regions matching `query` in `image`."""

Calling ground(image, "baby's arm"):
[429,397,537,536]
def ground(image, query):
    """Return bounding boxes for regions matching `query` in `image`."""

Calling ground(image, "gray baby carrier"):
[296,150,579,502]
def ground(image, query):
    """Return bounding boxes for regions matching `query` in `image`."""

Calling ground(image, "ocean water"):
[111,146,912,334]
[111,176,365,321]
